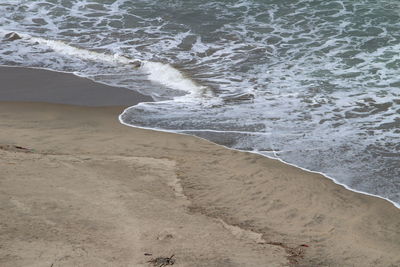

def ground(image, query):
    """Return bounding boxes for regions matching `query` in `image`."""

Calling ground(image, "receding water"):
[0,0,399,203]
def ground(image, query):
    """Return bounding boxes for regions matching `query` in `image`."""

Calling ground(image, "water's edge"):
[3,64,399,210]
[117,106,400,210]
[1,0,399,208]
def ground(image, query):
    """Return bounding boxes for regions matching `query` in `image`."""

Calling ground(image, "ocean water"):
[1,0,399,204]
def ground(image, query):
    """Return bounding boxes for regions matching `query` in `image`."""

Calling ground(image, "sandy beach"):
[1,66,400,266]
[0,66,152,106]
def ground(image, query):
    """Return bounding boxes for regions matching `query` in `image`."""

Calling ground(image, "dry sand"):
[1,67,400,266]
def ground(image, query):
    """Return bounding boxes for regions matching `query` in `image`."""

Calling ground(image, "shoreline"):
[1,66,400,266]
[4,64,398,209]
[118,107,400,211]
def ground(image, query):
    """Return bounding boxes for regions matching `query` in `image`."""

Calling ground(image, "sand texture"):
[1,102,400,266]
[1,68,400,266]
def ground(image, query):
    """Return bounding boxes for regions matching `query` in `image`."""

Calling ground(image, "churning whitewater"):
[0,0,399,204]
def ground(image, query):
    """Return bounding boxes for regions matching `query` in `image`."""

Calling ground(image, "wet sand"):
[1,67,400,266]
[0,66,152,106]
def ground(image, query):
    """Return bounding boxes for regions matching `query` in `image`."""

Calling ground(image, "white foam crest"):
[34,37,212,98]
[109,0,130,14]
[27,35,131,65]
[2,31,210,98]
[142,61,212,97]
[191,36,209,53]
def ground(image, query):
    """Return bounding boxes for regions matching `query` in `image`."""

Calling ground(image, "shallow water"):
[0,0,399,203]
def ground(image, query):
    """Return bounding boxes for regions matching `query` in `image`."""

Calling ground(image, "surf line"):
[118,105,400,210]
[2,30,212,98]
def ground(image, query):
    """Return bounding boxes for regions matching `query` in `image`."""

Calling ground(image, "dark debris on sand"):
[146,254,175,267]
